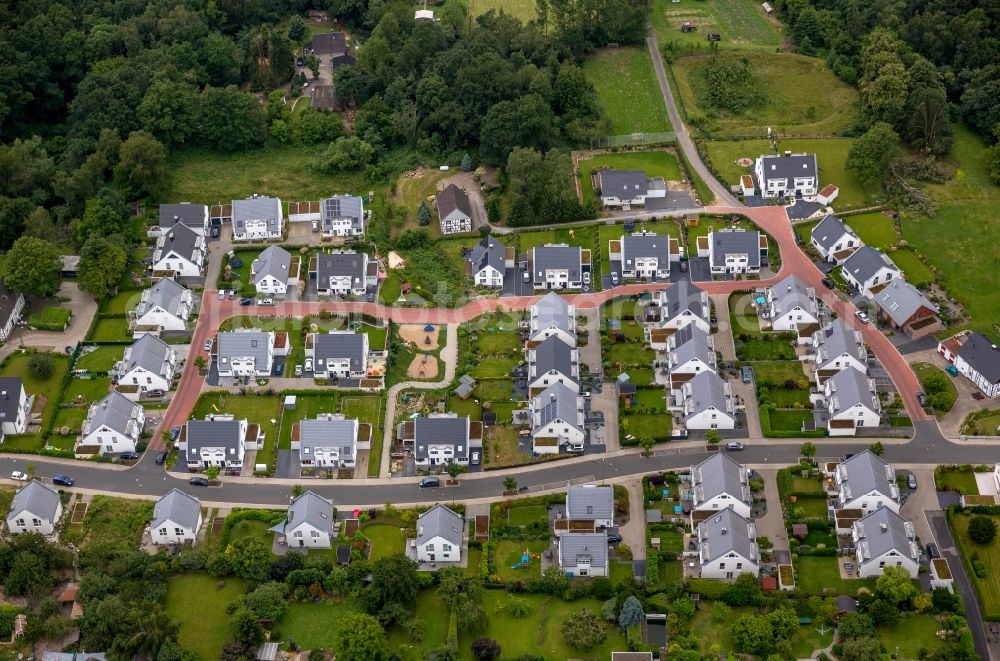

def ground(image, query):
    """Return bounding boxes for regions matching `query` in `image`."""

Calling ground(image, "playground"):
[397,323,440,350]
[496,540,550,581]
[405,352,439,379]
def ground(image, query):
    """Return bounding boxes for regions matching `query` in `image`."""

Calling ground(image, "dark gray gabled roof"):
[0,377,24,421]
[838,450,896,504]
[7,480,60,523]
[854,507,917,566]
[87,391,140,436]
[436,184,472,220]
[151,489,201,531]
[277,491,333,535]
[692,452,749,507]
[232,197,282,232]
[815,319,865,370]
[217,331,271,366]
[469,236,506,276]
[758,153,817,184]
[185,419,242,460]
[559,532,608,568]
[531,335,577,383]
[709,230,761,268]
[532,245,582,284]
[810,214,855,251]
[416,504,463,547]
[315,252,366,283]
[413,416,470,460]
[532,382,582,434]
[658,281,708,322]
[137,278,189,317]
[252,245,291,286]
[158,223,202,262]
[828,367,877,417]
[123,334,172,376]
[684,371,732,421]
[299,417,357,453]
[957,333,1000,385]
[309,32,347,55]
[769,274,817,319]
[842,247,898,284]
[567,484,613,520]
[874,280,937,327]
[698,508,757,565]
[598,170,648,198]
[622,233,670,264]
[321,196,364,230]
[159,203,208,230]
[670,324,714,368]
[313,332,367,373]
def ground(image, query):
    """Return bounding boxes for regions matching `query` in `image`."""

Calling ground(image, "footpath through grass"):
[584,47,671,135]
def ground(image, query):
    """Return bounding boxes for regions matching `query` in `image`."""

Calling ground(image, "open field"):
[579,151,682,204]
[952,511,1000,620]
[651,0,780,49]
[583,47,671,135]
[672,52,858,136]
[467,0,536,21]
[166,574,246,660]
[901,125,1000,339]
[889,249,935,287]
[844,212,898,249]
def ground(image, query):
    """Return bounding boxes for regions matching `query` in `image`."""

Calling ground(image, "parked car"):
[240,297,254,306]
[741,366,753,383]
[583,272,591,285]
[946,365,959,376]
[10,471,27,481]
[907,473,917,489]
[311,220,319,232]
[522,271,530,282]
[52,474,74,487]
[726,442,745,451]
[155,451,168,465]
[294,364,303,377]
[228,290,236,299]
[917,391,927,407]
[607,533,623,545]
[189,476,210,486]
[210,225,220,238]
[217,290,225,300]
[821,278,835,289]
[855,310,869,324]
[258,298,274,306]
[679,261,688,273]
[471,451,480,465]
[305,357,314,372]
[203,338,213,352]
[567,443,585,453]
[119,452,139,461]
[170,425,181,441]
[147,389,165,398]
[419,476,441,488]
[610,272,619,285]
[927,543,940,558]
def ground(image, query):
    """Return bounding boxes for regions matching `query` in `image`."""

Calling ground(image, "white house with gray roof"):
[822,367,881,436]
[677,371,736,430]
[132,278,194,334]
[312,251,374,297]
[648,282,711,350]
[306,331,368,380]
[691,453,752,519]
[215,330,274,378]
[467,235,509,288]
[150,489,202,545]
[699,230,766,274]
[232,196,283,241]
[952,332,1000,398]
[558,531,608,577]
[852,507,919,578]
[292,414,368,468]
[159,203,209,236]
[0,377,32,436]
[529,382,585,454]
[666,325,716,376]
[416,504,464,563]
[596,170,666,208]
[405,413,482,467]
[251,245,293,296]
[841,247,899,298]
[320,195,365,238]
[527,335,580,393]
[151,223,206,277]
[753,153,818,199]
[565,484,614,529]
[765,274,819,337]
[529,244,586,290]
[872,279,941,339]
[529,293,576,346]
[116,334,177,393]
[77,391,145,456]
[271,491,334,548]
[812,320,867,386]
[6,480,62,536]
[180,416,255,469]
[810,214,862,263]
[836,451,900,513]
[697,508,759,580]
[610,232,676,280]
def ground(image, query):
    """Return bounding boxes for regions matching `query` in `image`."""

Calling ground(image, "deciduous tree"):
[847,122,900,185]
[560,608,606,651]
[78,236,127,301]
[335,613,389,661]
[4,236,61,297]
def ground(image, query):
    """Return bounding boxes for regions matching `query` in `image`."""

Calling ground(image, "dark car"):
[147,389,165,398]
[607,533,623,545]
[821,278,835,289]
[679,261,688,273]
[170,425,181,441]
[210,225,220,238]
[926,543,940,558]
[240,297,254,306]
[119,452,139,462]
[189,476,210,486]
[419,476,441,488]
[906,473,917,490]
[155,451,168,465]
[917,391,927,407]
[741,366,753,384]
[52,474,74,487]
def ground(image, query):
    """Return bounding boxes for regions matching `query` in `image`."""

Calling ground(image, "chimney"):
[880,523,888,532]
[721,528,728,535]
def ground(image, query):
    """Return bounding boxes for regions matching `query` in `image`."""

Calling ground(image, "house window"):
[442,544,452,552]
[737,563,743,569]
[31,518,40,527]
[426,544,435,552]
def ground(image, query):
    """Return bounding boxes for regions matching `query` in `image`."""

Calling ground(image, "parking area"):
[501,265,535,296]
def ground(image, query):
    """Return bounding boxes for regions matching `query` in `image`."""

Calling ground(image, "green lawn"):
[470,356,520,378]
[475,330,521,354]
[759,387,810,407]
[99,290,142,315]
[672,52,858,136]
[791,496,829,519]
[880,614,944,660]
[279,600,362,652]
[76,346,124,372]
[691,605,757,656]
[606,342,655,367]
[888,249,935,287]
[63,377,111,405]
[790,623,835,659]
[340,396,382,429]
[579,151,682,204]
[844,212,898,249]
[767,408,812,433]
[751,361,809,389]
[495,540,549,581]
[790,477,826,496]
[610,560,634,584]
[651,0,781,49]
[218,249,258,295]
[227,519,272,546]
[88,317,131,342]
[621,412,673,441]
[379,272,403,304]
[166,574,246,660]
[362,524,405,561]
[26,307,72,331]
[507,505,548,527]
[0,353,71,451]
[583,47,671,135]
[388,589,451,658]
[191,394,284,470]
[952,511,1000,620]
[793,556,877,596]
[277,395,342,450]
[51,407,88,435]
[935,469,979,495]
[467,0,536,21]
[901,125,1000,339]
[912,362,957,415]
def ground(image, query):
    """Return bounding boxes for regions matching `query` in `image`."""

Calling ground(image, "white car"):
[583,272,591,285]
[10,471,27,481]
[217,290,225,300]
[855,310,870,324]
[203,338,213,352]
[305,357,314,372]
[294,364,303,377]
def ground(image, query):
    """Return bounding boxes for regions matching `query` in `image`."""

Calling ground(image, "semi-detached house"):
[401,414,483,467]
[159,203,209,236]
[312,251,374,297]
[690,453,752,519]
[609,232,677,280]
[697,508,759,580]
[810,214,862,264]
[215,330,274,378]
[841,247,899,298]
[116,334,177,393]
[251,245,295,296]
[836,450,900,514]
[529,244,588,290]
[151,224,205,277]
[77,391,145,456]
[320,195,365,238]
[131,278,194,334]
[753,153,818,199]
[307,332,368,379]
[180,417,259,470]
[466,235,510,289]
[232,196,283,241]
[698,230,767,274]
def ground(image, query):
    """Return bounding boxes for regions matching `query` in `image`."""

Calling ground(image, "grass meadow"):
[650,0,781,49]
[584,47,672,135]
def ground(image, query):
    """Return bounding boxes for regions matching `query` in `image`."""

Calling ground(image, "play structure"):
[511,548,541,570]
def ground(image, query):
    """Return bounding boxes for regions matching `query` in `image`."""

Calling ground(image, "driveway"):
[1,282,98,362]
[710,293,737,362]
[440,171,488,231]
[755,468,790,559]
[618,479,647,563]
[898,467,937,547]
